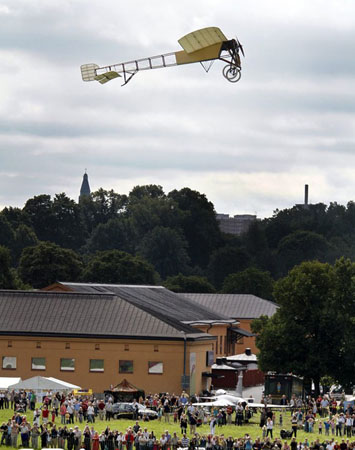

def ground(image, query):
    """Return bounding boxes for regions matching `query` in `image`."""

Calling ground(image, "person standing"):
[67,428,75,450]
[31,424,40,449]
[20,422,30,448]
[83,425,91,450]
[92,432,100,450]
[50,424,59,448]
[266,417,274,438]
[87,403,95,423]
[40,425,48,449]
[11,422,19,448]
[210,416,217,436]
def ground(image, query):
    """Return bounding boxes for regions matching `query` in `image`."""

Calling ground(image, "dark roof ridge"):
[111,288,205,334]
[0,289,116,299]
[60,282,164,289]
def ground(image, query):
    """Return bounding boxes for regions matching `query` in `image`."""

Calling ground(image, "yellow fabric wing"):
[178,27,227,54]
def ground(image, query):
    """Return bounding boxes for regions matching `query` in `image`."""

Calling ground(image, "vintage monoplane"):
[80,27,244,86]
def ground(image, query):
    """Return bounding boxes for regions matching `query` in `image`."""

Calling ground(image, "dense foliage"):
[2,186,355,292]
[252,258,355,392]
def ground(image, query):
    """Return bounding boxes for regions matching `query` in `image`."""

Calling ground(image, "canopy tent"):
[105,379,144,402]
[8,376,80,391]
[46,377,81,389]
[0,377,21,390]
[111,379,142,393]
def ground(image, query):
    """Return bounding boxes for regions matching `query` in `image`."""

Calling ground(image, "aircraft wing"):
[178,27,227,54]
[247,402,290,409]
[192,398,234,407]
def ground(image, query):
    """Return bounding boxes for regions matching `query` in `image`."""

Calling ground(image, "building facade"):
[0,290,215,395]
[216,214,257,235]
[180,293,278,354]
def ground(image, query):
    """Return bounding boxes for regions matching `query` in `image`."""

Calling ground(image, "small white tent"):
[0,377,21,390]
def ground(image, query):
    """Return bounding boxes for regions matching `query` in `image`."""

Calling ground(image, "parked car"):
[112,402,158,420]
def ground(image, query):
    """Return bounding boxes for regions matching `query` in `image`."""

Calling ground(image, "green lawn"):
[0,407,330,448]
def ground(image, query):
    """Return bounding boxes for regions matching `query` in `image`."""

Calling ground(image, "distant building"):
[216,213,257,235]
[180,293,278,355]
[79,171,91,202]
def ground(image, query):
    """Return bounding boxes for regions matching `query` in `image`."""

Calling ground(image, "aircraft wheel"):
[223,64,241,83]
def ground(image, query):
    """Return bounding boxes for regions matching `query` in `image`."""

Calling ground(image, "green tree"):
[330,258,355,389]
[13,224,38,265]
[82,250,158,285]
[0,215,15,250]
[207,246,250,290]
[168,188,221,268]
[138,226,191,279]
[0,246,18,289]
[91,188,128,225]
[129,184,166,201]
[163,274,216,293]
[277,230,330,274]
[222,267,274,300]
[0,206,31,229]
[23,194,54,242]
[51,193,86,249]
[126,196,181,242]
[18,242,83,289]
[87,218,134,254]
[251,260,346,394]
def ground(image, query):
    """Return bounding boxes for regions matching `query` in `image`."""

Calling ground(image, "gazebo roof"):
[112,378,142,393]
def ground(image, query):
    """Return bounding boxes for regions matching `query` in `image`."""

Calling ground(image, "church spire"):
[79,170,91,202]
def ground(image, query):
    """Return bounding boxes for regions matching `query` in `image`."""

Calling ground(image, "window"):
[153,345,159,352]
[124,344,129,351]
[60,358,75,371]
[32,357,46,370]
[119,360,133,374]
[7,341,12,348]
[65,343,70,349]
[148,361,163,374]
[95,344,100,350]
[89,359,104,372]
[206,351,214,367]
[36,342,41,349]
[2,356,16,370]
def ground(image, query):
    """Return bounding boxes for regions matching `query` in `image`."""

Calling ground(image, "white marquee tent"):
[8,376,81,400]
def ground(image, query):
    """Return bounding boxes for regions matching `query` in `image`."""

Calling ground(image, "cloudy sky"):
[0,0,354,218]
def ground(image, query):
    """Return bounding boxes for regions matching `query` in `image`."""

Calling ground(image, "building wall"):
[234,319,258,354]
[193,322,258,357]
[216,214,257,236]
[193,324,230,357]
[0,336,213,395]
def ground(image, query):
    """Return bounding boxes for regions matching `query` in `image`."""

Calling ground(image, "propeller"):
[235,36,245,57]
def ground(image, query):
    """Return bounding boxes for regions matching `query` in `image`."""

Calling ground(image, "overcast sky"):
[0,0,354,218]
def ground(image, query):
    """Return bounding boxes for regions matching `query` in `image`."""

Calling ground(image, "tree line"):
[2,185,355,294]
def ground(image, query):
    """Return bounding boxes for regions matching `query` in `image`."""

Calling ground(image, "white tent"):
[0,377,21,390]
[8,376,81,402]
[46,377,80,389]
[8,376,81,398]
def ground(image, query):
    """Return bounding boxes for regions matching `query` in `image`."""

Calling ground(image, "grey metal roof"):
[179,293,278,319]
[0,290,212,341]
[58,283,232,323]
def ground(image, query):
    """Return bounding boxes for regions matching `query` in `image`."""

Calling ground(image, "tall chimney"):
[305,184,309,205]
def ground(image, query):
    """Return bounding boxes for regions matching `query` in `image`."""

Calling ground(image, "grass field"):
[0,407,331,449]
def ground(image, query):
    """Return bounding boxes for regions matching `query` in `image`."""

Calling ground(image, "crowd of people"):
[0,390,352,450]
